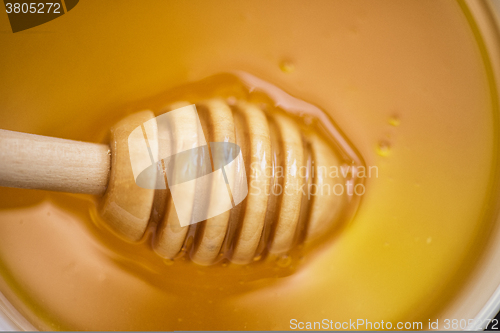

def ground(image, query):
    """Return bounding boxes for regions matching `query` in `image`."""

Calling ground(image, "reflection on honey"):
[0,0,499,330]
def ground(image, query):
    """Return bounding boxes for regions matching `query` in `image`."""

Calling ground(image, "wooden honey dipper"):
[0,98,358,265]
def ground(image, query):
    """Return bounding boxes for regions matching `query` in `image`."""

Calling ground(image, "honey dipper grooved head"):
[98,96,360,266]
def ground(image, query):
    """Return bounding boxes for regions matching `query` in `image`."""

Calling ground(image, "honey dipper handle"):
[0,129,111,196]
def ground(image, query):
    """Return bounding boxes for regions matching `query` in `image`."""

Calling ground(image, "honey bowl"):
[1,0,500,330]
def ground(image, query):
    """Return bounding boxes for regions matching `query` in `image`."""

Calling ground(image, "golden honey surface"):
[0,0,499,330]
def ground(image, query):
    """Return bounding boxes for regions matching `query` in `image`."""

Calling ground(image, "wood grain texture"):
[191,99,235,265]
[231,101,271,264]
[268,113,305,254]
[154,102,200,258]
[0,129,110,195]
[98,111,156,242]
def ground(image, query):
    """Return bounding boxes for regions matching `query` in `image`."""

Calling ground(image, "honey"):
[0,0,499,330]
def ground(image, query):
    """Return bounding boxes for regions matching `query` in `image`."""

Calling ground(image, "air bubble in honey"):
[276,255,292,268]
[389,115,400,127]
[279,60,295,73]
[376,141,391,157]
